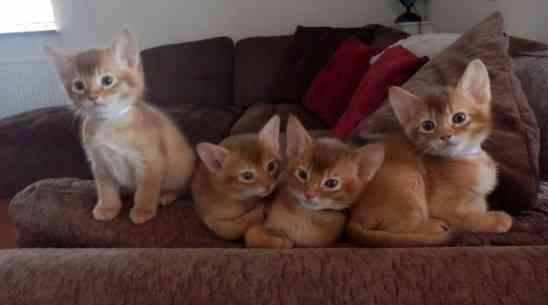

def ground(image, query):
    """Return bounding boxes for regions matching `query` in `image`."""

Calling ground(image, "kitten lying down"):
[246,116,384,248]
[192,116,282,240]
[44,30,195,224]
[348,59,512,247]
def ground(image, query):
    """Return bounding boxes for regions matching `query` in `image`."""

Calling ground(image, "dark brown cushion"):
[234,35,293,108]
[141,37,235,108]
[351,13,540,214]
[230,102,327,135]
[270,24,409,103]
[512,50,548,180]
[0,106,91,198]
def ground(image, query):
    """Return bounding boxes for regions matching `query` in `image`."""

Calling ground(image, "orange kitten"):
[246,116,384,248]
[348,59,512,247]
[44,30,195,224]
[192,116,281,240]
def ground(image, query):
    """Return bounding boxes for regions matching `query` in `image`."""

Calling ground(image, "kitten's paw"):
[160,192,179,206]
[129,207,157,224]
[490,211,513,233]
[92,202,121,221]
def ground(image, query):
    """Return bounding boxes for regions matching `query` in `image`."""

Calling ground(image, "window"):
[0,1,57,34]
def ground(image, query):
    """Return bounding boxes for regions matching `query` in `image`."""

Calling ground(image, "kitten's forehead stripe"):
[311,139,350,173]
[222,135,267,164]
[74,49,112,77]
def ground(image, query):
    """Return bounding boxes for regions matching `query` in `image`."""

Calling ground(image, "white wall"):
[430,0,548,42]
[0,0,403,118]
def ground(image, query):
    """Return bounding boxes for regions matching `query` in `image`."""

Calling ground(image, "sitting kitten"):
[245,116,384,248]
[44,30,195,224]
[192,116,281,240]
[348,59,512,247]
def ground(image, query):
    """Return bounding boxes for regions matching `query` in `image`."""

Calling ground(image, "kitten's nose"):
[304,192,315,200]
[440,134,454,141]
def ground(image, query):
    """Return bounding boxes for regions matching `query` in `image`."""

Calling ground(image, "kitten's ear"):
[349,143,385,182]
[43,45,71,78]
[286,115,313,156]
[196,143,230,172]
[259,115,280,153]
[389,86,422,126]
[112,29,140,68]
[457,59,491,104]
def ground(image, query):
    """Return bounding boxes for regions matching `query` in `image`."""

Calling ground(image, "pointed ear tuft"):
[112,29,140,68]
[389,86,422,126]
[286,115,313,157]
[196,143,230,172]
[259,115,280,153]
[43,45,71,78]
[350,143,385,182]
[457,59,491,104]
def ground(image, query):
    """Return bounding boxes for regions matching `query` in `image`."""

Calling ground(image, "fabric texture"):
[141,36,235,108]
[9,177,548,249]
[303,37,380,126]
[234,35,293,108]
[0,106,91,198]
[1,246,548,305]
[351,13,540,213]
[512,48,548,180]
[271,24,409,103]
[333,46,427,139]
[230,102,327,135]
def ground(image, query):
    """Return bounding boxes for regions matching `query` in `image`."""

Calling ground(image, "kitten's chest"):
[83,119,142,188]
[429,151,497,195]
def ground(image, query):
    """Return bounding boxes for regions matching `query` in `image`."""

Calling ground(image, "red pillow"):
[333,46,428,139]
[303,37,380,126]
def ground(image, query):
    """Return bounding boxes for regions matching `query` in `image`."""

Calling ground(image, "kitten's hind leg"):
[245,226,294,249]
[414,218,449,234]
[448,210,512,233]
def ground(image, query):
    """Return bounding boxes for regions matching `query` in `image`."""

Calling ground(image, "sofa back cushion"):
[234,35,293,108]
[351,13,540,214]
[141,37,235,109]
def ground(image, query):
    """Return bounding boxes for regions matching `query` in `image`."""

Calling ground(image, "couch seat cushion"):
[9,177,548,248]
[9,178,239,248]
[230,103,327,136]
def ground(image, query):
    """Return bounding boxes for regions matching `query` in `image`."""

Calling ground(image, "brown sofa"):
[2,26,548,304]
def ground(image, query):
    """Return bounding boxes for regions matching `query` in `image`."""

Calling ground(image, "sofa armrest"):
[1,247,547,304]
[0,106,91,197]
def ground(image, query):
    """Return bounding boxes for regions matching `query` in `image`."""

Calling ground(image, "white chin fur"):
[77,95,135,119]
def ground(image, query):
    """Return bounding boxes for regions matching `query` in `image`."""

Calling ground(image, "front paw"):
[93,201,121,221]
[490,211,513,233]
[129,207,157,224]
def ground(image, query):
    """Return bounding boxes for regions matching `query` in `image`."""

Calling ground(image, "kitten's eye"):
[420,120,436,133]
[452,112,467,124]
[72,79,86,94]
[266,160,278,175]
[295,168,309,182]
[100,74,116,88]
[323,178,339,190]
[239,170,255,182]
